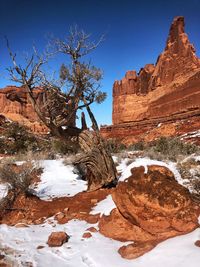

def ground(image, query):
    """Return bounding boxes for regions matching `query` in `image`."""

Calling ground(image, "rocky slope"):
[101,16,200,144]
[0,86,48,133]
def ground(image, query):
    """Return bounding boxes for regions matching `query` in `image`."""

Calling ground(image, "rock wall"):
[102,16,200,143]
[0,86,48,133]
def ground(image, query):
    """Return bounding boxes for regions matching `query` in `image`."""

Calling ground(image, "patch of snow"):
[112,155,118,163]
[194,156,200,162]
[181,130,200,139]
[116,157,130,174]
[0,218,200,267]
[90,195,116,216]
[15,161,26,166]
[0,183,8,200]
[32,160,87,200]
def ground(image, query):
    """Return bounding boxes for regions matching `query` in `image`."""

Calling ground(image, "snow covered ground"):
[0,156,200,266]
[0,214,200,266]
[32,159,87,200]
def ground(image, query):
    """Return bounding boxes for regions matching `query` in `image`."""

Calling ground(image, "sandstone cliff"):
[102,16,200,143]
[0,86,48,133]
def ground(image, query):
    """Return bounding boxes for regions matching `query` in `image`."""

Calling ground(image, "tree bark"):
[75,129,117,191]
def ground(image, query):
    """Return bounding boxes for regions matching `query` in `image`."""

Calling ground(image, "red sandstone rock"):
[82,232,92,238]
[86,227,98,233]
[99,208,154,242]
[99,165,199,259]
[194,240,200,247]
[0,86,48,134]
[118,241,157,259]
[102,16,200,143]
[112,166,198,235]
[47,231,69,247]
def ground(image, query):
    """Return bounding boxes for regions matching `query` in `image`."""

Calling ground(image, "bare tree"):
[6,27,117,191]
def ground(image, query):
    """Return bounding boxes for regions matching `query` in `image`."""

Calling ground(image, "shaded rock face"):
[103,16,200,142]
[0,86,48,133]
[99,165,199,259]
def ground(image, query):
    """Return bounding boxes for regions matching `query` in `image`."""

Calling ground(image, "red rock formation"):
[99,165,200,259]
[0,86,48,133]
[101,16,200,144]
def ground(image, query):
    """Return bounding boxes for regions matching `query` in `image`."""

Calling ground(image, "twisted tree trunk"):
[76,130,117,191]
[75,99,117,190]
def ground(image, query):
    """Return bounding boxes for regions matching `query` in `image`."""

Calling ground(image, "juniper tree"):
[6,27,117,190]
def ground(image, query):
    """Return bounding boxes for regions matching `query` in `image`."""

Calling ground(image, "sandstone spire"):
[110,16,200,128]
[149,16,200,88]
[113,16,200,98]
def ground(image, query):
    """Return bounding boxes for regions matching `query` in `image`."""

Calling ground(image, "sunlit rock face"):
[0,86,48,133]
[102,17,200,144]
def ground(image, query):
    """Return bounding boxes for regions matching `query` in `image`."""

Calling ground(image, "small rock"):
[86,227,98,233]
[47,232,69,247]
[63,207,69,214]
[119,242,156,259]
[91,199,98,204]
[55,212,65,220]
[86,214,100,224]
[15,223,29,228]
[34,218,45,225]
[194,240,200,247]
[37,245,45,249]
[82,232,92,238]
[0,254,5,260]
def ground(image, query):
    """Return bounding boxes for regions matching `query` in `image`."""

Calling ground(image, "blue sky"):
[1,0,200,126]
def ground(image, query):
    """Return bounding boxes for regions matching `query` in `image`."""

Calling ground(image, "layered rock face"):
[102,16,200,143]
[99,165,199,259]
[0,86,48,133]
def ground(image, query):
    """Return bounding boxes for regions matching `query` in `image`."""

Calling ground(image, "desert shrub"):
[152,137,198,156]
[52,139,76,155]
[0,162,34,195]
[0,138,6,153]
[106,138,126,153]
[0,161,39,216]
[128,141,145,151]
[3,123,38,154]
[145,137,198,161]
[128,137,199,162]
[176,157,200,199]
[193,175,200,196]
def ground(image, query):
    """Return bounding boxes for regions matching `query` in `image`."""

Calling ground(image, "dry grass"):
[0,160,41,217]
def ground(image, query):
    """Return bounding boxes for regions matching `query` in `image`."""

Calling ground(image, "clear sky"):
[1,0,200,126]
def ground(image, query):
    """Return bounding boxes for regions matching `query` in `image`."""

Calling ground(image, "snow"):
[194,155,200,162]
[90,195,116,216]
[15,161,26,166]
[0,217,200,267]
[32,159,87,200]
[181,130,200,139]
[0,183,8,200]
